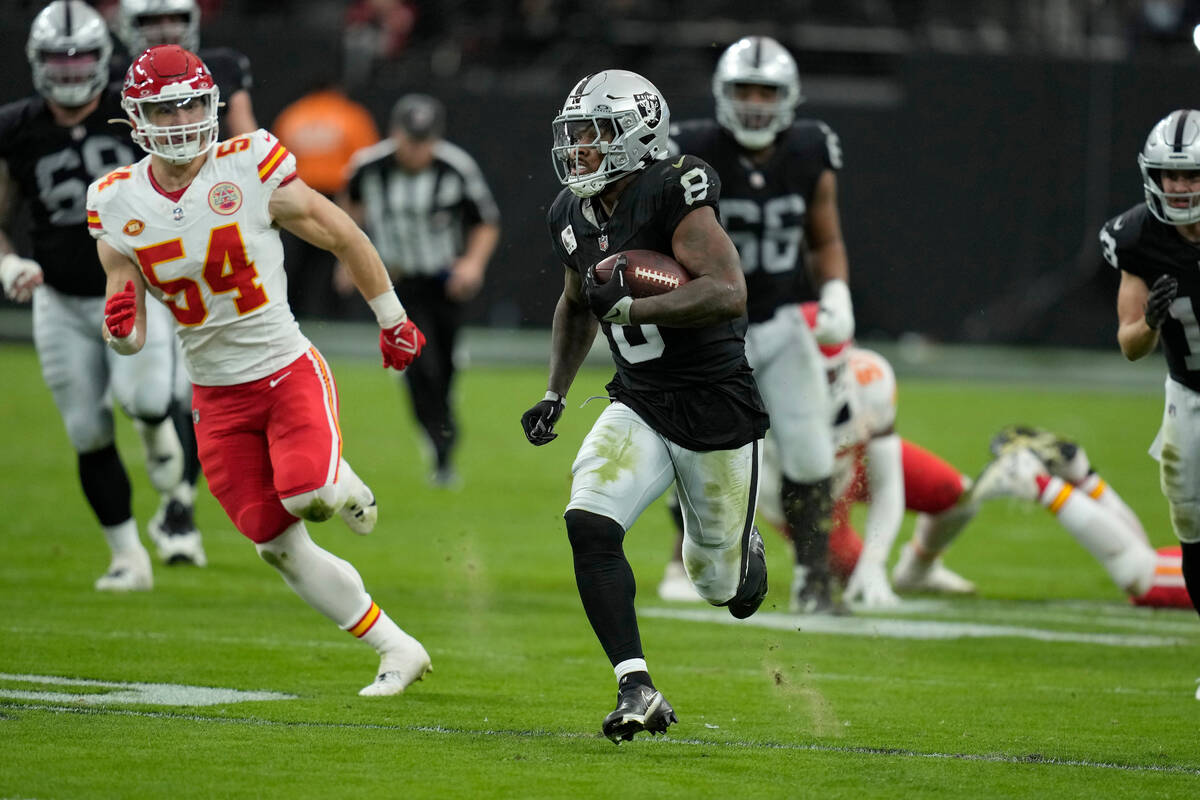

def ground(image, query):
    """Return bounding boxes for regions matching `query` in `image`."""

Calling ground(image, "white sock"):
[102,518,142,557]
[169,481,197,507]
[614,658,649,682]
[1078,473,1151,546]
[1040,477,1156,595]
[255,522,369,625]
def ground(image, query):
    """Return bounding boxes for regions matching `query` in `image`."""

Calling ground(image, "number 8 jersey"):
[87,129,310,386]
[1100,202,1200,392]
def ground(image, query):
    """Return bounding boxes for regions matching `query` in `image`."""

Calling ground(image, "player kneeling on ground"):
[88,45,430,696]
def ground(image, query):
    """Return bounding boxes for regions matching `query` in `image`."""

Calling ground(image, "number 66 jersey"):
[86,129,309,386]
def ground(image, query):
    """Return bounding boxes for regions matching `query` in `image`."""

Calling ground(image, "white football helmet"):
[712,36,802,150]
[551,70,671,198]
[1139,109,1200,225]
[122,45,219,164]
[26,0,113,108]
[118,0,201,56]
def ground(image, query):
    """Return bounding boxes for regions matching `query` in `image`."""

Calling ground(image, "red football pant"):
[192,348,343,543]
[829,439,965,580]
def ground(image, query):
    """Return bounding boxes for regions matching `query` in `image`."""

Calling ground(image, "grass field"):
[1,341,1198,799]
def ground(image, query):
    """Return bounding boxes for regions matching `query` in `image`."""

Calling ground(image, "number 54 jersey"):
[87,129,309,386]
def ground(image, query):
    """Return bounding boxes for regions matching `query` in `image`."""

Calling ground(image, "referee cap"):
[391,93,445,140]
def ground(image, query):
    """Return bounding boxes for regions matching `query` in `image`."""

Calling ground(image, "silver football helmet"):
[26,0,113,108]
[1139,109,1200,225]
[117,0,201,56]
[551,70,671,198]
[712,36,802,150]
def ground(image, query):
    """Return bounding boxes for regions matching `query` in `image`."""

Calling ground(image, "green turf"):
[1,342,1197,799]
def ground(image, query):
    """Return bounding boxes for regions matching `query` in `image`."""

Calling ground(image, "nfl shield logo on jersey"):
[598,233,609,252]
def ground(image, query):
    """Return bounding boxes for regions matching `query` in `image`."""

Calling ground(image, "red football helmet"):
[122,44,219,164]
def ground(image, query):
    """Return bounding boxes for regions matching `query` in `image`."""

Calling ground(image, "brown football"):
[593,249,692,298]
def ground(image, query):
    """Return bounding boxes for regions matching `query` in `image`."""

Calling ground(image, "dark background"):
[5,0,1200,347]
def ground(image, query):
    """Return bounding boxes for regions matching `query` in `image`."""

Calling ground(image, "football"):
[593,249,691,298]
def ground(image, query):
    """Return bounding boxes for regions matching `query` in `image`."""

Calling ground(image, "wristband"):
[544,390,564,403]
[368,290,407,328]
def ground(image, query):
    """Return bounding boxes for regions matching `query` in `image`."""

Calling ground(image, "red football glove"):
[105,280,137,339]
[379,318,425,371]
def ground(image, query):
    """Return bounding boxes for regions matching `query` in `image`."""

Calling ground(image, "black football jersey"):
[1101,203,1200,391]
[0,86,137,296]
[546,156,769,450]
[670,119,842,323]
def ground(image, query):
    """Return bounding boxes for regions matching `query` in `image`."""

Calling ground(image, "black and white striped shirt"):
[346,139,500,277]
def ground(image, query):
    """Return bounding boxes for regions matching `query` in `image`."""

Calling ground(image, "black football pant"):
[397,275,461,471]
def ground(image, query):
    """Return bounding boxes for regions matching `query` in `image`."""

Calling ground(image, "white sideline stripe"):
[0,673,295,707]
[641,607,1190,647]
[3,703,1198,776]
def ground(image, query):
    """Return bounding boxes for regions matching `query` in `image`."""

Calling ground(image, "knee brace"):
[281,484,343,522]
[565,508,625,555]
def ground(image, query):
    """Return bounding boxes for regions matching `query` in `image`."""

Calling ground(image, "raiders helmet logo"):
[634,92,662,128]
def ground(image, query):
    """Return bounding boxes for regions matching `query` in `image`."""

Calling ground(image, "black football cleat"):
[601,681,677,744]
[722,526,768,619]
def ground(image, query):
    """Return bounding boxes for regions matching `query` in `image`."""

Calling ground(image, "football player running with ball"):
[1105,110,1200,666]
[88,45,430,696]
[523,70,771,743]
[1,1,191,590]
[667,36,853,613]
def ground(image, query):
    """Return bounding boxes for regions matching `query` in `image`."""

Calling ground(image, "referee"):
[342,94,500,487]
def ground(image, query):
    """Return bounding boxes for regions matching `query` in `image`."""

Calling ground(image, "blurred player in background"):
[342,94,500,488]
[522,69,770,742]
[660,305,1191,611]
[1,0,192,590]
[1103,109,1200,639]
[114,0,256,136]
[668,35,853,613]
[112,0,259,559]
[88,45,430,695]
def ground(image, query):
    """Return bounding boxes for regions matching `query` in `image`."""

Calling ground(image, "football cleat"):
[429,466,462,490]
[970,448,1047,504]
[722,526,768,619]
[601,679,677,743]
[891,544,976,595]
[657,561,703,603]
[359,636,432,697]
[990,425,1089,483]
[790,565,849,615]
[95,547,153,592]
[148,498,207,567]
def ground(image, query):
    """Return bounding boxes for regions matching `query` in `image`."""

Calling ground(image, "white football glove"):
[813,278,854,345]
[0,253,43,303]
[844,560,901,609]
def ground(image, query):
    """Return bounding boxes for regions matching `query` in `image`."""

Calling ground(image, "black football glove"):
[1144,275,1179,331]
[583,255,633,325]
[521,392,566,446]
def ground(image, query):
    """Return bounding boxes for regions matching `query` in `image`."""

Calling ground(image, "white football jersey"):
[87,129,309,386]
[830,348,897,498]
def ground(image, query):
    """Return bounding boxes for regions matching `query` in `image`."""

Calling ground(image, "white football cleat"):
[657,561,703,602]
[359,636,432,697]
[970,447,1046,503]
[95,547,153,592]
[891,544,976,595]
[148,498,207,567]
